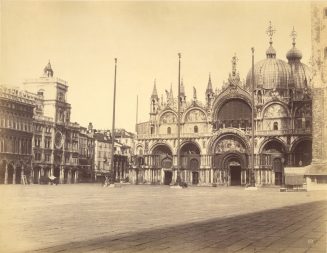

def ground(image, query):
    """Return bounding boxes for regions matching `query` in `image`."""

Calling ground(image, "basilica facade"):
[132,26,313,187]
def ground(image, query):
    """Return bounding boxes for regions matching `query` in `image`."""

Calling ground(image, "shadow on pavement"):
[33,200,327,253]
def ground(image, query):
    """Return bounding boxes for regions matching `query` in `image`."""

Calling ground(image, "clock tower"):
[23,61,72,124]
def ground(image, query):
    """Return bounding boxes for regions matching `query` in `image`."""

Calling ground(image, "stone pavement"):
[0,184,326,253]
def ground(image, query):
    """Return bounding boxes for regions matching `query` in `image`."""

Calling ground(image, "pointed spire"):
[170,83,174,99]
[151,79,158,99]
[180,78,185,96]
[265,21,276,59]
[290,26,297,47]
[207,73,213,90]
[231,54,238,77]
[43,60,54,77]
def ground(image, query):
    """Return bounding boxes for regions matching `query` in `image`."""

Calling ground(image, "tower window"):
[273,122,278,130]
[167,127,171,134]
[194,125,198,133]
[324,8,327,17]
[324,47,327,59]
[150,126,154,135]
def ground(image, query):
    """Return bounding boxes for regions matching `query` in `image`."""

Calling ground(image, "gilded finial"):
[290,26,297,46]
[266,21,276,45]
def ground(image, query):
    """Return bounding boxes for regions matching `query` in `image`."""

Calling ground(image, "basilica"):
[132,25,313,187]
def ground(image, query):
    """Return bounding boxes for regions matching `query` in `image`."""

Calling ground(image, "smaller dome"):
[266,44,276,59]
[286,46,303,62]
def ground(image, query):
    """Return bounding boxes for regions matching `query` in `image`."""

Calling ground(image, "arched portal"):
[292,139,312,167]
[152,144,173,185]
[180,142,201,185]
[212,134,248,186]
[221,152,246,186]
[261,139,286,185]
[215,99,252,130]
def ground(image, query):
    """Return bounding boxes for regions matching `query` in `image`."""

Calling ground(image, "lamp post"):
[176,53,181,185]
[110,58,117,183]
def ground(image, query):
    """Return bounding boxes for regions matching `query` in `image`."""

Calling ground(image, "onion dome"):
[287,27,311,89]
[246,22,291,90]
[286,27,303,62]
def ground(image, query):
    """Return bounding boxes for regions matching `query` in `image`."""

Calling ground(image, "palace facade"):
[0,86,35,184]
[133,26,313,186]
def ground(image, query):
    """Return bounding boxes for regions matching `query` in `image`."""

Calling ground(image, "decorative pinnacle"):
[231,53,238,76]
[251,47,255,54]
[114,58,117,64]
[290,26,297,46]
[178,53,181,59]
[266,21,276,45]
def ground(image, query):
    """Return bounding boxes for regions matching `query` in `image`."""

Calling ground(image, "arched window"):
[324,8,327,18]
[273,122,278,130]
[150,126,154,135]
[167,127,171,134]
[194,125,198,133]
[324,47,327,59]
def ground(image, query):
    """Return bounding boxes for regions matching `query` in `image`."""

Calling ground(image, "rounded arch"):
[212,94,252,122]
[150,143,173,155]
[290,137,312,167]
[158,110,178,125]
[259,137,287,154]
[213,96,251,122]
[180,141,201,155]
[221,151,247,169]
[135,144,144,156]
[209,129,250,155]
[182,107,208,123]
[261,101,290,119]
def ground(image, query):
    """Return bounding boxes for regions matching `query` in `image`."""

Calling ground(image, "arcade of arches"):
[130,142,207,185]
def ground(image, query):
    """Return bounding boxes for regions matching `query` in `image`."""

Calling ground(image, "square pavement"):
[0,184,326,253]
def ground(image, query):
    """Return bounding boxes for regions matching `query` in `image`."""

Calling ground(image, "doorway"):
[230,166,241,186]
[164,171,172,185]
[192,171,199,185]
[275,172,283,185]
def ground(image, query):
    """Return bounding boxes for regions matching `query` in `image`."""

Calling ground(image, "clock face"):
[55,131,63,149]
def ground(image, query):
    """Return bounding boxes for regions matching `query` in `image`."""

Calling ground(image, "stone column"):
[60,167,65,184]
[21,164,24,184]
[75,170,79,183]
[4,163,8,184]
[13,166,16,184]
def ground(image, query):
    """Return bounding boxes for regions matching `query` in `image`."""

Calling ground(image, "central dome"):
[246,46,291,90]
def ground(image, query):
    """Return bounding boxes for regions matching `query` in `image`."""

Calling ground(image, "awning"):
[284,167,305,186]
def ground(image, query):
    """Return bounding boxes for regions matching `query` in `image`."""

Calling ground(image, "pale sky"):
[1,1,312,132]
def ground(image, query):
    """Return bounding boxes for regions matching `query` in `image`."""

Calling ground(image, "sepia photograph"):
[0,1,326,252]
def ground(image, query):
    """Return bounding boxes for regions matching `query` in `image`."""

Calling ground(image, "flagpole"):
[251,48,255,187]
[111,58,117,183]
[177,53,181,185]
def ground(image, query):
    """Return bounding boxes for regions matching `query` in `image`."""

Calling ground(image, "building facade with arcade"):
[133,26,313,187]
